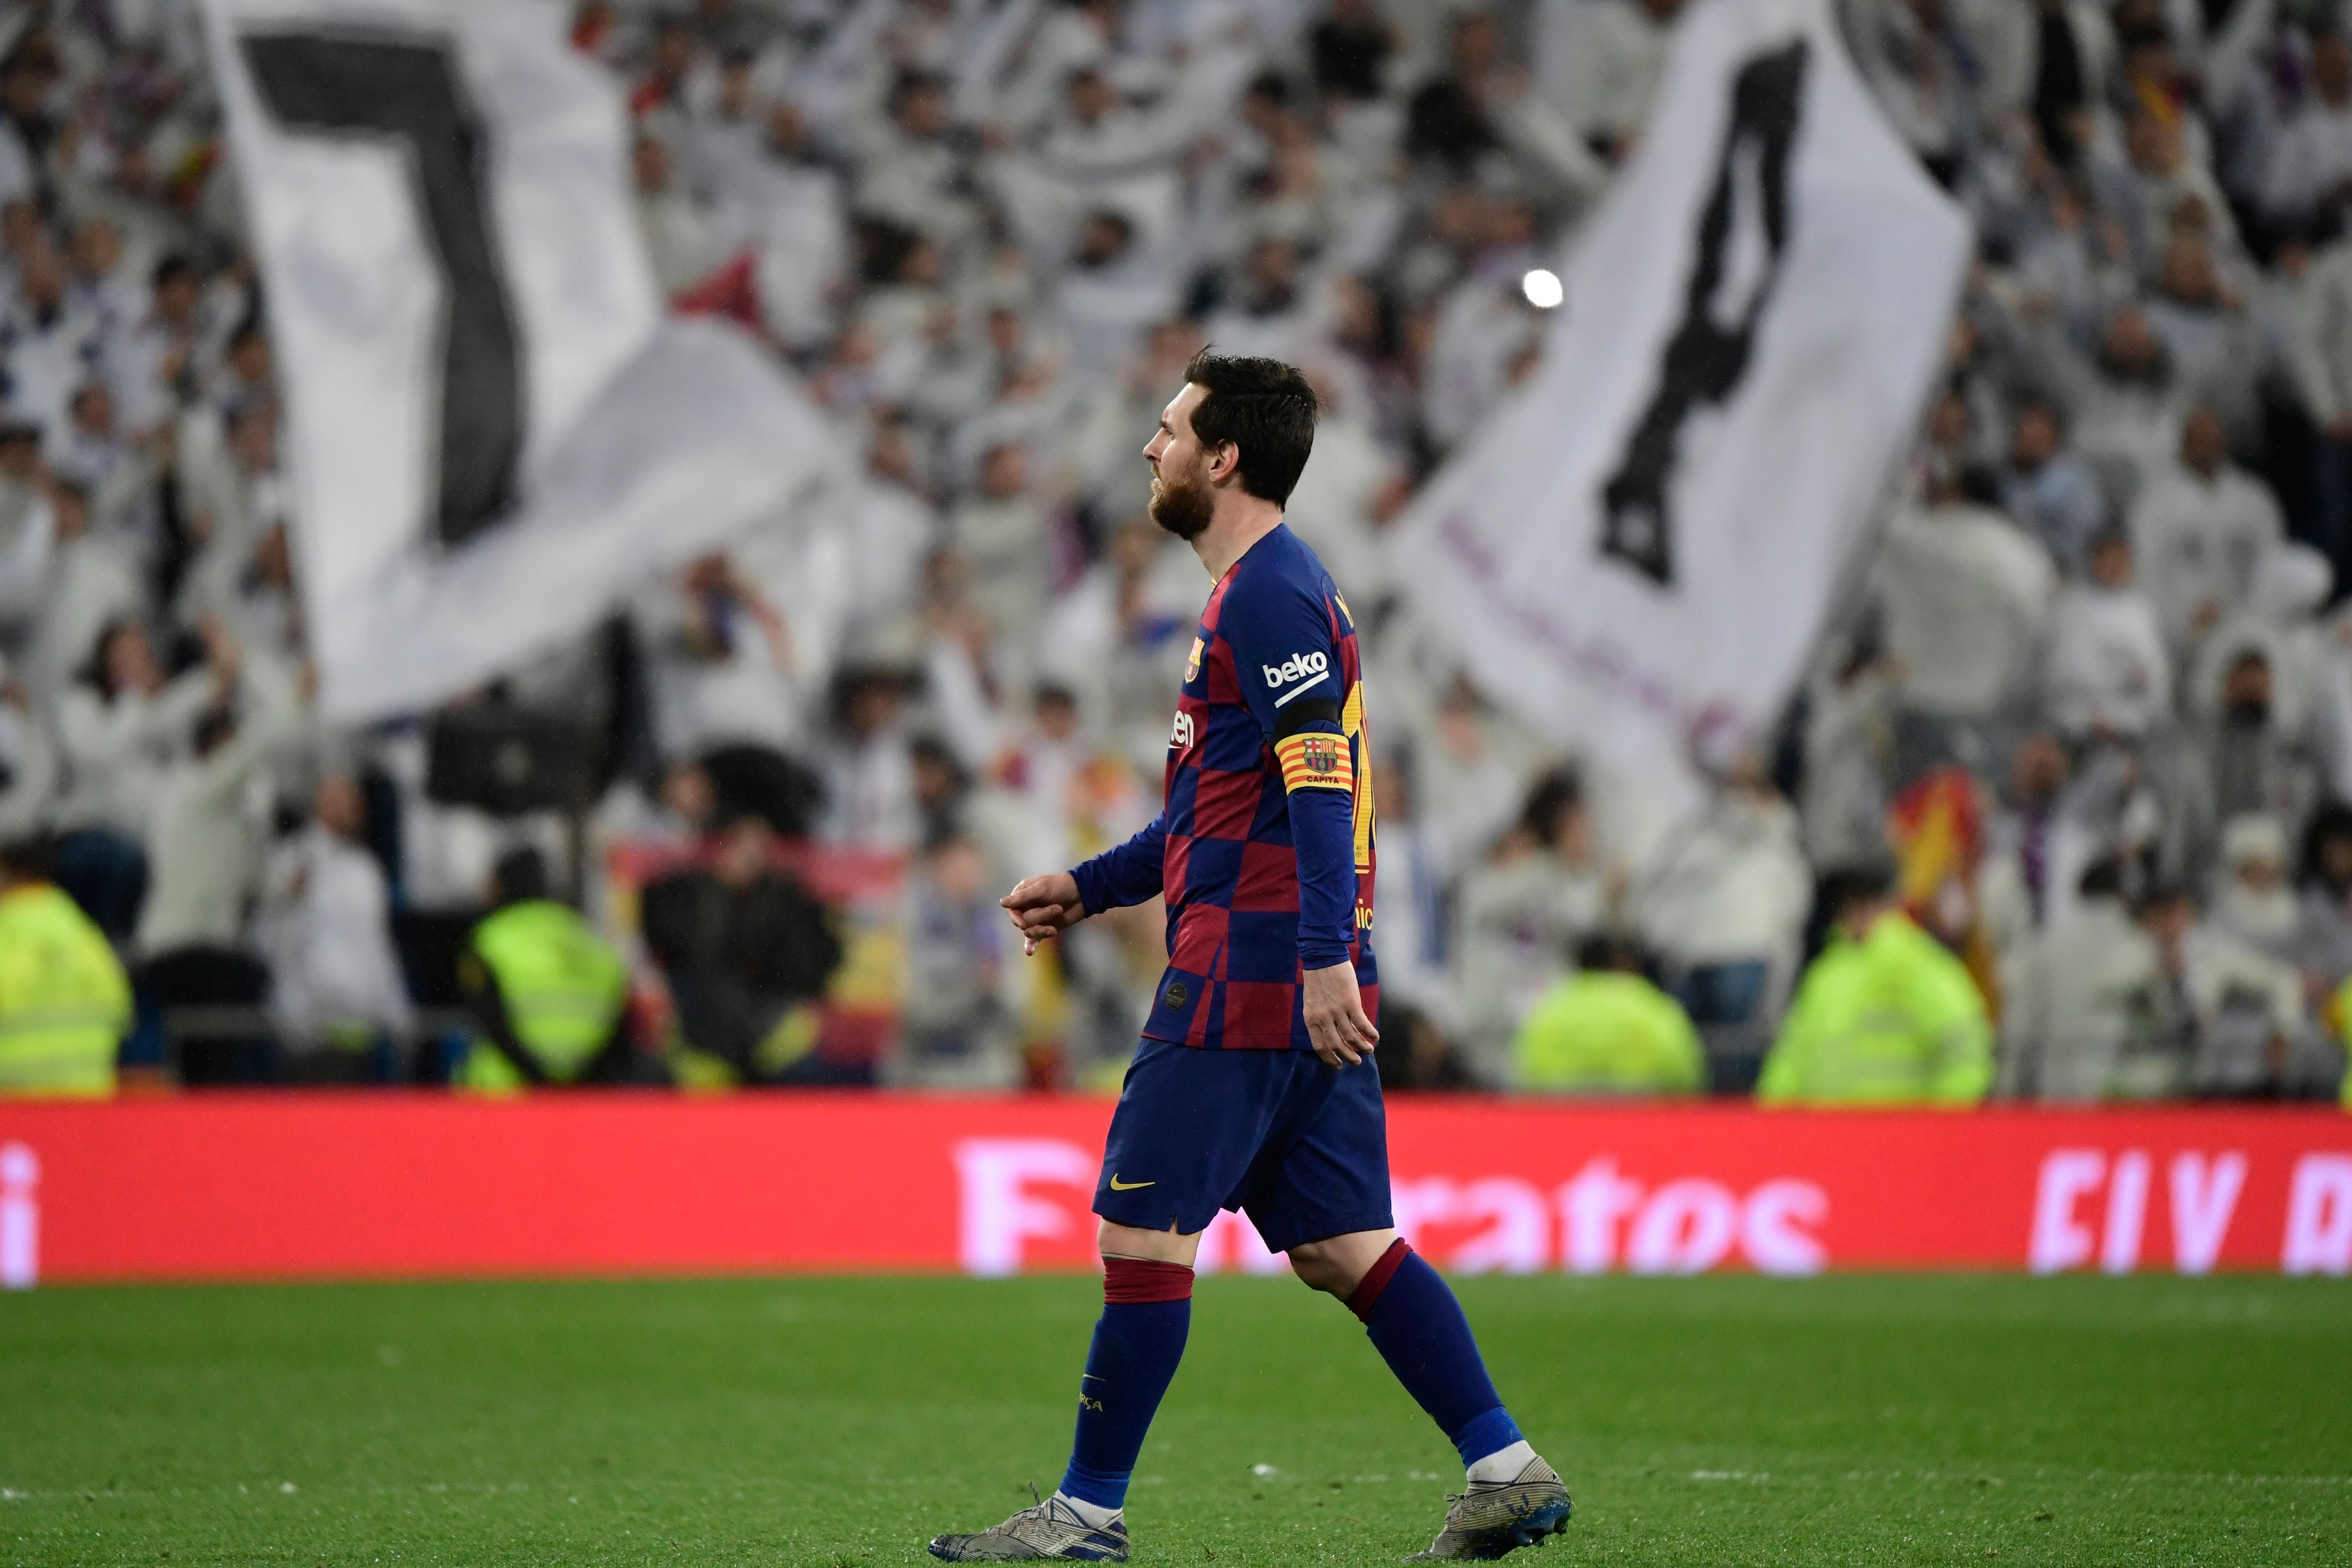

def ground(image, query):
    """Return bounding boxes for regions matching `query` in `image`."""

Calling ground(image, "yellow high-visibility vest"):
[1514,972,1705,1094]
[460,901,627,1093]
[1758,912,1993,1106]
[0,884,131,1097]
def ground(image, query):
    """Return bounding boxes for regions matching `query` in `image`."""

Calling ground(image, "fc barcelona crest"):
[1301,735,1341,776]
[1185,637,1204,684]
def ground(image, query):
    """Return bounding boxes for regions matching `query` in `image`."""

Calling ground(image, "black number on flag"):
[1597,39,1807,587]
[240,32,525,550]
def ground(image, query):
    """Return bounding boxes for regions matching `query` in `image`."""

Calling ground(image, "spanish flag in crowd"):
[1887,768,2002,1018]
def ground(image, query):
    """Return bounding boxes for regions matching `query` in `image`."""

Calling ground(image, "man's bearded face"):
[1149,450,1215,540]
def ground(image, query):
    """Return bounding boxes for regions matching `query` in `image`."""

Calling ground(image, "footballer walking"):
[928,354,1572,1563]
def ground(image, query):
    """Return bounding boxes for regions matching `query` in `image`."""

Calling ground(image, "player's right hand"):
[1000,872,1086,956]
[1303,960,1379,1069]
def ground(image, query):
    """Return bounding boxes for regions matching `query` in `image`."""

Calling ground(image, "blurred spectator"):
[1512,934,1704,1096]
[1310,0,1394,104]
[458,847,635,1093]
[822,667,919,849]
[1631,744,1811,1090]
[640,815,842,1084]
[257,773,412,1081]
[636,134,719,297]
[1450,769,1609,1088]
[2292,228,2352,578]
[2130,407,2287,659]
[1,233,102,438]
[1757,864,1994,1105]
[894,832,1016,1088]
[2211,814,2300,967]
[2148,643,2321,889]
[30,475,142,698]
[606,759,719,852]
[951,441,1051,656]
[2168,872,2308,1099]
[2003,858,2183,1102]
[1979,729,2096,951]
[2326,987,2352,1107]
[639,552,810,769]
[2044,527,2169,741]
[0,833,129,1096]
[2296,803,2352,991]
[51,616,227,939]
[2002,402,2108,577]
[2262,30,2352,229]
[134,650,301,957]
[1541,0,1681,163]
[1877,467,2055,782]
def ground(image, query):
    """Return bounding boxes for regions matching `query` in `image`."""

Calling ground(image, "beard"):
[1148,467,1214,541]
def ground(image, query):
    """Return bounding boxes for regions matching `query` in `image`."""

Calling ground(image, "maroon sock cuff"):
[1346,1238,1413,1322]
[1104,1257,1195,1304]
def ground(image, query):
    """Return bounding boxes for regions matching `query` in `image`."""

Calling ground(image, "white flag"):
[203,0,835,722]
[1389,0,1969,810]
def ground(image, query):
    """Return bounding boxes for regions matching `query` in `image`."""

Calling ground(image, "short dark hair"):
[1818,863,1897,924]
[1575,933,1642,974]
[0,833,54,883]
[2077,854,2126,900]
[1518,766,1581,849]
[2300,801,2352,887]
[1182,349,1319,507]
[493,846,550,906]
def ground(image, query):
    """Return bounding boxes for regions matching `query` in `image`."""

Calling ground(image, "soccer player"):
[928,353,1571,1563]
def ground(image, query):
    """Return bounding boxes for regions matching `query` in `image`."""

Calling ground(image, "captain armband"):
[1272,696,1351,795]
[1275,729,1353,795]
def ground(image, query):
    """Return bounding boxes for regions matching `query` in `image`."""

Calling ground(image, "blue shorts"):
[1092,1038,1394,1255]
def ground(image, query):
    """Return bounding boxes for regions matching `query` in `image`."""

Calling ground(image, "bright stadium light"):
[1520,267,1564,309]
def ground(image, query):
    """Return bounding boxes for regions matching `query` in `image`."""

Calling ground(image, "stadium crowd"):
[0,0,2350,1105]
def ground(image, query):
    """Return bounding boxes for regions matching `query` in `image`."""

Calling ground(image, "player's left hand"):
[1302,961,1378,1069]
[1000,871,1087,955]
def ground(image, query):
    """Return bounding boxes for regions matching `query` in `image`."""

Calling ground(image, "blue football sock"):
[1351,1241,1526,1468]
[1059,1259,1193,1511]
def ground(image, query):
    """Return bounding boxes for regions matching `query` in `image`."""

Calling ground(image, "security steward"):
[457,847,634,1092]
[0,835,132,1096]
[1514,934,1706,1095]
[1758,863,1994,1106]
[2320,974,2352,1110]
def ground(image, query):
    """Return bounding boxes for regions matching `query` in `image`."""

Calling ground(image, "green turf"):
[0,1273,2346,1566]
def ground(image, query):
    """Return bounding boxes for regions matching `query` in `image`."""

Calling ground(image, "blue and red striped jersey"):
[1069,524,1377,1050]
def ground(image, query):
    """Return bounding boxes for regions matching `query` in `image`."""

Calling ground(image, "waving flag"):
[1390,0,1970,810]
[204,0,834,721]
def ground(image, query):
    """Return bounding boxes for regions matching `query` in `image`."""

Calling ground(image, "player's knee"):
[1288,1228,1400,1299]
[1286,1239,1351,1296]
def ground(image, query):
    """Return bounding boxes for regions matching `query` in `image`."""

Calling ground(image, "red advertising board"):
[0,1096,2347,1285]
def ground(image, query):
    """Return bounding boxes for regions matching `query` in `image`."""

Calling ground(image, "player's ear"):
[1209,440,1241,486]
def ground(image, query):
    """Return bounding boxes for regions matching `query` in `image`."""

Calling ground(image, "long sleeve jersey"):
[1069,523,1377,1050]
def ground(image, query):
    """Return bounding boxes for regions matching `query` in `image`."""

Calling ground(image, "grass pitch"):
[0,1273,2346,1566]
